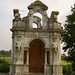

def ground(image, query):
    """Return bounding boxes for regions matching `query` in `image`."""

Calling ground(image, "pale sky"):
[0,0,75,52]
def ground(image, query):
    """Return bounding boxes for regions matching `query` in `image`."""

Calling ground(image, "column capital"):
[24,47,30,51]
[45,47,50,51]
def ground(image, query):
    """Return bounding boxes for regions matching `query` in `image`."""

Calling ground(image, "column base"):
[9,64,15,75]
[9,64,29,75]
[53,64,63,75]
[44,64,53,75]
[16,61,23,64]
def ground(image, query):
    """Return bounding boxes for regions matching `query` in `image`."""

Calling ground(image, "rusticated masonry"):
[9,0,63,75]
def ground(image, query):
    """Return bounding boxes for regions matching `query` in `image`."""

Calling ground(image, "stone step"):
[24,73,44,75]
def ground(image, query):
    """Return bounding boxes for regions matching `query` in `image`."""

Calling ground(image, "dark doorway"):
[29,39,45,72]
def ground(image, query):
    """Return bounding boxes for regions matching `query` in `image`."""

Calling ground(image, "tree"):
[0,50,11,55]
[62,3,75,71]
[61,54,67,60]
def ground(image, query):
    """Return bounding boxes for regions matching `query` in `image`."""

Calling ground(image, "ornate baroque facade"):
[9,0,63,75]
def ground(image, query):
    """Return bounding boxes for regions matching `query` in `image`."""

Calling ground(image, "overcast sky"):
[0,0,75,52]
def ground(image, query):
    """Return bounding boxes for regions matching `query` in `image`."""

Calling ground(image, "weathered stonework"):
[9,0,63,75]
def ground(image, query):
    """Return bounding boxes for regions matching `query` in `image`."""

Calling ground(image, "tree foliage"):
[0,50,11,55]
[61,54,67,60]
[62,4,75,71]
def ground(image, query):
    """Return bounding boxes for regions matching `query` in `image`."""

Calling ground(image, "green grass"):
[0,56,72,65]
[5,57,11,64]
[0,57,11,64]
[61,60,71,65]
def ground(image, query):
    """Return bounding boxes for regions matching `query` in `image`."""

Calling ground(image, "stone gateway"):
[9,0,63,75]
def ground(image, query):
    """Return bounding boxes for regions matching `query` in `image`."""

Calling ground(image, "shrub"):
[63,65,75,75]
[0,55,10,73]
[0,62,9,73]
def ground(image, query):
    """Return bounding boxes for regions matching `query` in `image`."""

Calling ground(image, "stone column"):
[14,35,17,64]
[45,51,48,65]
[26,50,29,65]
[11,35,14,64]
[24,47,29,73]
[59,41,61,63]
[24,47,29,65]
[9,35,16,75]
[42,15,44,29]
[45,47,50,65]
[44,47,50,75]
[50,48,53,65]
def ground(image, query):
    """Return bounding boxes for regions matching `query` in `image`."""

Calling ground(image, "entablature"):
[10,28,62,33]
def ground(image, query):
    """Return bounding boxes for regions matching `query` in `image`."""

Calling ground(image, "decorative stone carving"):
[52,42,58,53]
[13,9,21,21]
[16,41,22,52]
[28,0,48,10]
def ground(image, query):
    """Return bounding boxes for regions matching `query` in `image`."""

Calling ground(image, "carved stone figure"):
[52,42,58,53]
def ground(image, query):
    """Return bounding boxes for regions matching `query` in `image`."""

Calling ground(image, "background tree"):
[0,50,11,55]
[61,54,67,60]
[62,3,75,71]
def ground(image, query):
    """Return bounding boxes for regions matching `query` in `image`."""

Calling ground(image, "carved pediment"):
[28,0,48,10]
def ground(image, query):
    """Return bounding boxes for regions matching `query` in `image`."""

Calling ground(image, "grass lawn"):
[0,57,11,64]
[61,60,71,65]
[0,56,71,65]
[4,57,11,64]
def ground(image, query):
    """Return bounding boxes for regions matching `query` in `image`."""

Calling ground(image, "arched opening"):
[34,13,42,19]
[33,13,42,28]
[33,23,37,28]
[29,39,45,72]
